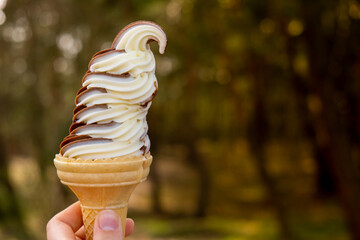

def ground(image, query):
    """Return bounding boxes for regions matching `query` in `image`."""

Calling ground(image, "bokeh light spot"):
[288,19,304,36]
[53,57,68,73]
[11,26,27,42]
[166,0,182,21]
[0,10,5,25]
[293,53,309,76]
[56,33,82,58]
[13,58,27,74]
[349,3,360,19]
[259,18,275,34]
[0,0,7,10]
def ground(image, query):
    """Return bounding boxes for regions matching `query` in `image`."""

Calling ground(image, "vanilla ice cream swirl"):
[60,21,167,159]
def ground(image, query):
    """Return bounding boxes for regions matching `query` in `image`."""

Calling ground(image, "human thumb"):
[93,210,123,240]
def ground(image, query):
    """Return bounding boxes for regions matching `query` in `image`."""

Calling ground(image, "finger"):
[75,218,133,239]
[93,210,123,240]
[47,201,83,240]
[125,218,135,237]
[75,225,86,240]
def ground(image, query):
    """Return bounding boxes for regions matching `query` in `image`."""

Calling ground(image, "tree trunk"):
[0,137,30,238]
[187,139,209,218]
[247,55,295,240]
[285,35,336,198]
[183,58,210,217]
[299,1,360,237]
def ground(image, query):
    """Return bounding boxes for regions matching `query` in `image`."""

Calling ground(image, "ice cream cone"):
[54,153,152,240]
[53,20,166,239]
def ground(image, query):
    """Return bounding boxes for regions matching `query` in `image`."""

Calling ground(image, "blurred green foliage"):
[0,0,360,239]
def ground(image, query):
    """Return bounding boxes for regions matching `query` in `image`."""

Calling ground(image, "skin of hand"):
[47,201,134,240]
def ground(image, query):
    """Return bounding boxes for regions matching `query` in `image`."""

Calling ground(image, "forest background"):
[0,0,360,239]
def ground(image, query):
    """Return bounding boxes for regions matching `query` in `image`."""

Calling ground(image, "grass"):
[128,215,277,240]
[127,203,350,240]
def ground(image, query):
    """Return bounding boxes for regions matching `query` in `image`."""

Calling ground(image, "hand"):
[47,201,134,240]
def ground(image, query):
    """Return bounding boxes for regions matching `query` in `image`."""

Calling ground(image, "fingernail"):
[98,210,119,231]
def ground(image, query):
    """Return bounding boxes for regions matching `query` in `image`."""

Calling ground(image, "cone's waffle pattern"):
[82,206,98,239]
[81,205,128,240]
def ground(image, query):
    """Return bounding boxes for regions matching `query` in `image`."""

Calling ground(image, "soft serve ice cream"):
[59,21,167,159]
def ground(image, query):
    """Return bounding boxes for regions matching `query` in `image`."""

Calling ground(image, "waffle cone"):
[54,153,152,240]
